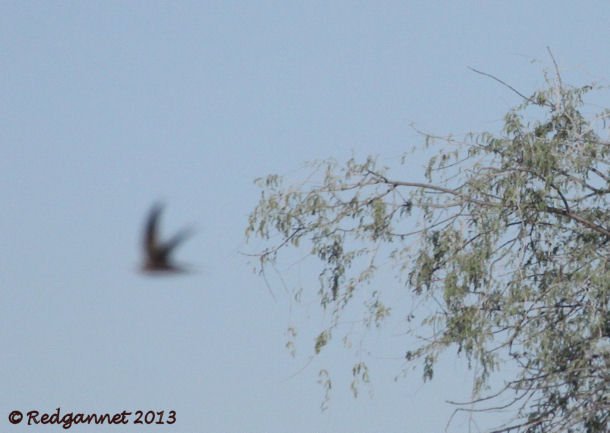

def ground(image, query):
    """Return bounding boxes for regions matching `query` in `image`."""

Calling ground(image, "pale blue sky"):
[2,2,609,433]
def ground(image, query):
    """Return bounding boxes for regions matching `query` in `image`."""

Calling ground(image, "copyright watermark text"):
[8,408,176,429]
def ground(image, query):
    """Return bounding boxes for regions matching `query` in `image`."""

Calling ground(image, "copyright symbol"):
[8,410,23,424]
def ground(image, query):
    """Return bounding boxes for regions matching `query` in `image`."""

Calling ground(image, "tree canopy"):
[246,68,610,433]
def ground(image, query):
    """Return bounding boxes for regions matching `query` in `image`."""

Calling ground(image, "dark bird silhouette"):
[141,203,193,274]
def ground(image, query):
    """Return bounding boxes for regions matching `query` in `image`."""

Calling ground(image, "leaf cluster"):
[246,73,610,433]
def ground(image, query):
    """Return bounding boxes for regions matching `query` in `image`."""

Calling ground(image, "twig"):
[546,46,563,90]
[468,66,549,107]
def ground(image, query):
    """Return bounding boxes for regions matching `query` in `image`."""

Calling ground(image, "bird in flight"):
[141,203,193,274]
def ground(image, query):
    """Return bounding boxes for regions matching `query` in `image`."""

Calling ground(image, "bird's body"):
[141,203,193,274]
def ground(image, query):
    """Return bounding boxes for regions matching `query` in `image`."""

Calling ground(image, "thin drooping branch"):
[545,206,610,237]
[369,169,610,238]
[468,66,545,106]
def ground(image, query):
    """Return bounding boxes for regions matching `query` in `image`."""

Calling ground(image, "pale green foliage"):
[246,71,610,433]
[350,362,370,398]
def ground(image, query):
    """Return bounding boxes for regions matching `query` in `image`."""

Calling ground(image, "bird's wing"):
[143,203,164,258]
[159,227,194,259]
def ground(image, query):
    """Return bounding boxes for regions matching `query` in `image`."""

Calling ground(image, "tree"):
[245,65,610,433]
